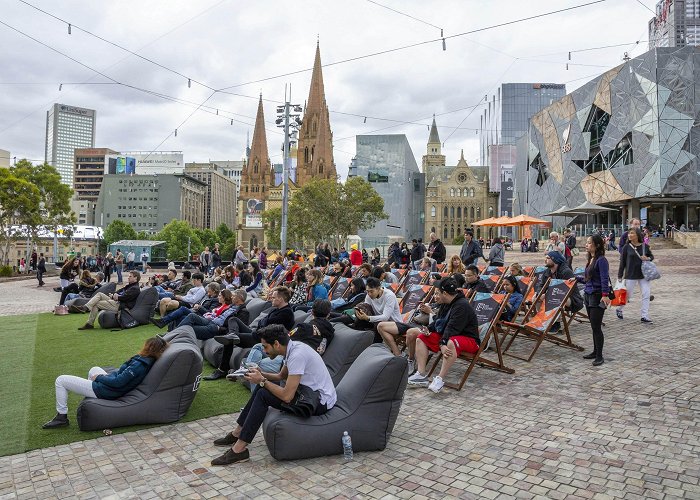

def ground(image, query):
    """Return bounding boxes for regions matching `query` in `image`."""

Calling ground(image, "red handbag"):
[610,284,627,306]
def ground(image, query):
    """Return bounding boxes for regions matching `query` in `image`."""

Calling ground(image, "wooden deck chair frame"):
[478,274,503,294]
[563,267,591,327]
[330,277,352,301]
[499,279,584,362]
[395,285,435,351]
[428,291,514,390]
[522,266,535,278]
[399,270,429,293]
[484,266,507,276]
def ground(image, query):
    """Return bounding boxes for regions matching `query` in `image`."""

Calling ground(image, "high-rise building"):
[45,103,96,186]
[349,134,424,245]
[209,160,244,196]
[480,83,566,215]
[296,43,336,184]
[184,162,238,230]
[73,148,119,202]
[649,0,700,48]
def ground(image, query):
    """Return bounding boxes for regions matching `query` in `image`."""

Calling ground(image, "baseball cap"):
[435,277,458,295]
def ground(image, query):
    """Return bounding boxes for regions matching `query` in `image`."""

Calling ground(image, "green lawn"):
[0,312,250,457]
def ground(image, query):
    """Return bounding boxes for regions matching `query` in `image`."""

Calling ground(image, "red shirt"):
[349,249,363,266]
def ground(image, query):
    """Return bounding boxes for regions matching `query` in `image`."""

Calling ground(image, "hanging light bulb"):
[363,116,367,123]
[216,109,218,115]
[230,119,234,125]
[175,129,178,137]
[442,38,446,51]
[68,24,71,35]
[566,63,569,70]
[188,78,191,88]
[568,51,571,61]
[59,83,62,91]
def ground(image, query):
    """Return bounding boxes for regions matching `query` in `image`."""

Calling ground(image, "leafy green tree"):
[103,220,137,246]
[264,178,387,250]
[262,207,282,250]
[215,223,234,246]
[156,220,203,260]
[136,231,153,240]
[12,160,74,235]
[195,228,218,250]
[0,169,41,265]
[221,235,237,260]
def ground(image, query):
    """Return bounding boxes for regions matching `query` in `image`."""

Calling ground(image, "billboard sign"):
[245,199,264,228]
[126,153,184,174]
[106,156,136,174]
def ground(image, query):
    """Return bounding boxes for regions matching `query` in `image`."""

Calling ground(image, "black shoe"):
[649,295,654,302]
[150,318,165,329]
[53,287,62,292]
[582,352,596,359]
[592,358,604,366]
[211,447,249,466]
[641,317,653,324]
[204,369,226,381]
[616,309,623,320]
[214,333,241,346]
[77,323,94,330]
[213,432,238,447]
[42,413,69,429]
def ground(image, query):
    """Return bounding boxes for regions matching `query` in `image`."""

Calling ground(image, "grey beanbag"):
[97,287,158,329]
[262,344,408,460]
[76,325,203,431]
[246,298,271,324]
[324,323,374,385]
[65,282,117,310]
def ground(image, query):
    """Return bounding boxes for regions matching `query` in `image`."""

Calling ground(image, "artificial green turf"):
[0,312,250,457]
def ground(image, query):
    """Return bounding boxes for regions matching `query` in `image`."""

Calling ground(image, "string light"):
[67,23,71,34]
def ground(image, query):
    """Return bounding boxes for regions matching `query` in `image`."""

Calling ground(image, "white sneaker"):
[407,372,430,387]
[407,358,415,375]
[226,367,248,380]
[428,376,444,393]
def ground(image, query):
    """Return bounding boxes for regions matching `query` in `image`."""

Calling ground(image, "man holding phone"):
[354,278,402,338]
[407,277,479,393]
[210,324,336,465]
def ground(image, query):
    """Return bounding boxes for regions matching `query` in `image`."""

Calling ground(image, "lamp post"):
[276,89,302,253]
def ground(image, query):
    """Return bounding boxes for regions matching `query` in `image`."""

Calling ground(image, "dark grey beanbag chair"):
[76,325,203,431]
[246,298,272,324]
[65,282,116,310]
[324,323,374,385]
[97,287,158,329]
[262,344,408,460]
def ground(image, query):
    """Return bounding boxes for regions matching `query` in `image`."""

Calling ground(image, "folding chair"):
[511,276,535,320]
[484,266,507,276]
[428,272,449,286]
[395,284,435,351]
[330,278,352,300]
[500,279,584,362]
[323,274,338,291]
[478,274,502,293]
[428,291,515,390]
[399,270,429,293]
[562,267,591,327]
[390,267,408,284]
[523,266,535,277]
[436,263,446,272]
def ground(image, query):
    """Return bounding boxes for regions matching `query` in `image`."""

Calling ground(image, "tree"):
[12,160,74,235]
[215,223,234,245]
[0,169,41,265]
[194,228,218,250]
[103,220,137,246]
[156,220,202,260]
[264,178,388,250]
[262,207,281,250]
[221,235,237,260]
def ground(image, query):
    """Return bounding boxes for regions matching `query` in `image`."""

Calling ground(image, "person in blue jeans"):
[178,289,236,341]
[152,282,221,330]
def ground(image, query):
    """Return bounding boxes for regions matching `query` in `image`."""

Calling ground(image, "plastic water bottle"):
[342,431,353,461]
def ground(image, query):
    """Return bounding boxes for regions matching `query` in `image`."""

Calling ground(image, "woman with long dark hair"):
[576,233,610,366]
[42,336,169,428]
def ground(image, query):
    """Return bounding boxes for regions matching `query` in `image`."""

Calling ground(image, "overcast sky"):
[0,0,654,178]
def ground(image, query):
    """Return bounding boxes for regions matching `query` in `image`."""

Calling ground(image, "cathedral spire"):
[428,115,440,144]
[296,43,336,184]
[241,94,272,200]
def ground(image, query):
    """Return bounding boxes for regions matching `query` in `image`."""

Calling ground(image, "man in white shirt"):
[211,324,336,465]
[355,277,403,326]
[126,250,135,271]
[158,273,206,316]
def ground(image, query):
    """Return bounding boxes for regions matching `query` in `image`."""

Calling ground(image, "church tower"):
[422,115,446,185]
[296,43,336,185]
[240,95,272,201]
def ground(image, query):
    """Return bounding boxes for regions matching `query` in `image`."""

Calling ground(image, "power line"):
[634,0,656,15]
[217,0,607,91]
[366,0,442,32]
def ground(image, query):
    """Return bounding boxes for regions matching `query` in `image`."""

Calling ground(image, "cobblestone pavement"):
[1,246,699,499]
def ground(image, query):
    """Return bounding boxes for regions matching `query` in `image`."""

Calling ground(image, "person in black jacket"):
[42,335,168,429]
[406,277,479,393]
[460,230,483,266]
[463,265,490,295]
[78,271,141,330]
[206,287,295,381]
[426,233,446,264]
[616,227,654,323]
[203,289,252,380]
[36,252,46,286]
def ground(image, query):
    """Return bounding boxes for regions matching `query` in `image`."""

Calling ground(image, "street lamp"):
[276,87,302,253]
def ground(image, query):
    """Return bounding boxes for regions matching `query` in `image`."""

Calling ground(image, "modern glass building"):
[45,103,96,187]
[349,135,424,245]
[514,46,700,230]
[648,0,700,49]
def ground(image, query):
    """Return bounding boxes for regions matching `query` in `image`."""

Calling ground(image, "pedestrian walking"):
[616,227,654,323]
[36,253,46,286]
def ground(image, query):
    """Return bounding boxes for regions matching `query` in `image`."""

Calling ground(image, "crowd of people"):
[41,220,659,465]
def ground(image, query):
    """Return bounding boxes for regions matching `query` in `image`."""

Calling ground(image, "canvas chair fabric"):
[500,279,584,362]
[428,291,514,390]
